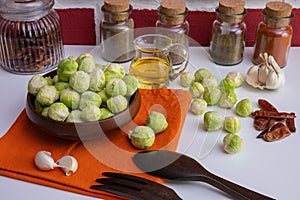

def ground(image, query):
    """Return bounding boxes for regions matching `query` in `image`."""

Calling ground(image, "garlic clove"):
[56,155,78,176]
[34,151,60,171]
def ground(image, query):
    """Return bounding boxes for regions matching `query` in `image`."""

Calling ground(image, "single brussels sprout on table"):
[123,75,139,96]
[180,71,195,87]
[89,68,106,92]
[57,58,78,82]
[219,77,236,92]
[76,53,96,73]
[190,98,207,115]
[146,111,168,134]
[218,91,237,109]
[223,133,243,154]
[203,111,223,131]
[203,87,221,106]
[36,85,59,106]
[60,88,81,109]
[194,68,212,83]
[81,104,101,122]
[128,126,155,149]
[28,74,48,96]
[48,102,70,122]
[69,71,90,93]
[104,63,126,84]
[66,110,83,123]
[107,95,128,113]
[235,99,253,117]
[99,108,114,120]
[189,82,204,98]
[226,71,244,88]
[105,78,127,97]
[224,116,241,133]
[79,91,102,110]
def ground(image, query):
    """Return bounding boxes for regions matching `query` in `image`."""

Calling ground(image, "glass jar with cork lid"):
[252,1,293,68]
[155,0,189,65]
[100,0,134,63]
[209,0,246,66]
[0,0,64,74]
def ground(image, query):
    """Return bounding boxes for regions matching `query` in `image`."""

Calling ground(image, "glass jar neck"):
[157,8,188,26]
[263,10,293,28]
[216,8,246,25]
[102,5,132,24]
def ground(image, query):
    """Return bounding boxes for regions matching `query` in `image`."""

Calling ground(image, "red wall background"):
[56,8,300,46]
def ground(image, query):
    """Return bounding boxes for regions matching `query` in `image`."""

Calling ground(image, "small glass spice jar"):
[100,0,134,63]
[155,0,189,65]
[252,1,293,68]
[0,0,64,74]
[209,0,246,66]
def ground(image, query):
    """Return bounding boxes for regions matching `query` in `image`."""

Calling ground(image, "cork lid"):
[103,0,130,12]
[219,0,245,15]
[159,0,186,15]
[265,1,292,18]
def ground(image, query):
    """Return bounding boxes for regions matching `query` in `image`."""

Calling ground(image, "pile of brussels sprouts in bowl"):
[25,53,141,141]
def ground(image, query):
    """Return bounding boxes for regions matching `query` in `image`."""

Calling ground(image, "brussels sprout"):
[123,75,139,96]
[235,99,253,117]
[201,75,219,90]
[104,63,126,84]
[97,90,109,105]
[128,126,155,149]
[81,104,101,122]
[194,68,212,83]
[99,108,114,120]
[66,110,83,123]
[48,102,70,122]
[55,81,70,92]
[69,71,90,93]
[34,98,44,113]
[146,111,168,134]
[36,85,59,106]
[226,71,244,88]
[89,68,106,92]
[203,111,223,131]
[203,87,221,106]
[28,74,48,96]
[105,78,127,97]
[79,91,102,110]
[76,53,96,73]
[219,77,235,92]
[57,58,78,82]
[107,95,128,113]
[189,82,204,98]
[44,76,54,85]
[218,91,238,109]
[223,133,243,154]
[60,88,81,109]
[41,107,49,117]
[180,72,195,87]
[190,98,207,115]
[224,116,241,133]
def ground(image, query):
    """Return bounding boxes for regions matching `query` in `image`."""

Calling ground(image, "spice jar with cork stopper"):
[155,0,189,65]
[252,1,293,68]
[100,0,134,63]
[209,0,247,66]
[0,0,64,74]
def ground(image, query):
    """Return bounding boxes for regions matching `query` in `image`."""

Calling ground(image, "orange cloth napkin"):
[0,88,191,199]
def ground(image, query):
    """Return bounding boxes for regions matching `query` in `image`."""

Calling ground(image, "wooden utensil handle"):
[198,172,275,200]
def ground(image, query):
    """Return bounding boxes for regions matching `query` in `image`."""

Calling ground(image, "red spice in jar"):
[252,2,293,68]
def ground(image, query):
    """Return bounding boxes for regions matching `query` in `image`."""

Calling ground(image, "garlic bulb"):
[34,151,60,171]
[56,155,78,176]
[246,53,285,90]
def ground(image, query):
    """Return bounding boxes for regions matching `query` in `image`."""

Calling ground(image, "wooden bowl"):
[25,70,141,141]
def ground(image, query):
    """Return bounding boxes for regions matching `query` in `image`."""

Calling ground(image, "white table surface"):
[1,45,300,200]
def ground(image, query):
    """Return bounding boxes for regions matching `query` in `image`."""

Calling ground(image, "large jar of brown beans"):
[0,0,64,74]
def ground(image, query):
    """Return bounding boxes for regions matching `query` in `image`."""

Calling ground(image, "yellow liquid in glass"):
[129,57,171,87]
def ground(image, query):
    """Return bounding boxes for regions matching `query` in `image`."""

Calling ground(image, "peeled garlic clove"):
[57,155,78,176]
[34,151,60,171]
